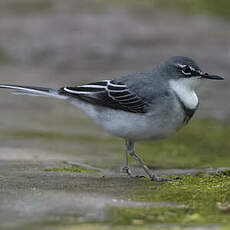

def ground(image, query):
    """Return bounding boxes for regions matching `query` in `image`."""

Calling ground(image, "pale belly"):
[71,98,186,141]
[93,105,185,141]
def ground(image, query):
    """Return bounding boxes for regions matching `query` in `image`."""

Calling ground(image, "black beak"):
[201,73,224,80]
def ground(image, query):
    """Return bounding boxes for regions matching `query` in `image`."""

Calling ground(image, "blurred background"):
[0,0,229,168]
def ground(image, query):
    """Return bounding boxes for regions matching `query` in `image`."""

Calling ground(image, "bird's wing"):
[59,80,148,113]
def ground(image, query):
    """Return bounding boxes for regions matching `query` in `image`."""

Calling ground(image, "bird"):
[0,56,224,181]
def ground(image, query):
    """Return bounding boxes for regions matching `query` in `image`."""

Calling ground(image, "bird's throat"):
[169,79,199,110]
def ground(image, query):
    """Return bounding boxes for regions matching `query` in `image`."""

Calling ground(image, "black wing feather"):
[59,80,148,113]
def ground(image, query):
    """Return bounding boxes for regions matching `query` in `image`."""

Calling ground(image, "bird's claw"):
[122,166,181,181]
[122,166,134,177]
[122,166,146,178]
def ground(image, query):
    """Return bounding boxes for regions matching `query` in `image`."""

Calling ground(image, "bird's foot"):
[122,166,134,177]
[122,166,181,181]
[122,166,145,178]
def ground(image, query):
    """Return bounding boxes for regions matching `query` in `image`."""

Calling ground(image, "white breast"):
[169,78,199,109]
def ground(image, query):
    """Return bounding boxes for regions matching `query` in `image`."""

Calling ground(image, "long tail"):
[0,84,67,99]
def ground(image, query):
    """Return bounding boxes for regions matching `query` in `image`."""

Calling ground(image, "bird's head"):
[160,56,224,90]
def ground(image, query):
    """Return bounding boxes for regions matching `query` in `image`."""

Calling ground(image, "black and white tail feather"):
[0,80,148,114]
[0,84,66,99]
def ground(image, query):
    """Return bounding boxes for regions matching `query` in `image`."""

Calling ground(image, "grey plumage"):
[0,56,223,181]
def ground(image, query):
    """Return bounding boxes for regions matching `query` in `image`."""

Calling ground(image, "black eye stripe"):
[177,64,201,77]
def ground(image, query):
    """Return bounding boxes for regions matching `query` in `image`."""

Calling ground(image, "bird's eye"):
[181,65,192,76]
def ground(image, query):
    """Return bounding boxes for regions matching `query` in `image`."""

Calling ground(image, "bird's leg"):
[122,140,134,177]
[126,140,176,181]
[126,140,154,179]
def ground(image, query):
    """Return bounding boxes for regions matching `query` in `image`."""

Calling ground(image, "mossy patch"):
[0,46,10,63]
[2,0,230,19]
[108,0,230,19]
[108,173,230,226]
[109,206,187,225]
[45,164,98,174]
[3,0,54,14]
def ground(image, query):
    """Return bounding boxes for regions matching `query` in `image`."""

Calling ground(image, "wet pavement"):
[0,155,225,230]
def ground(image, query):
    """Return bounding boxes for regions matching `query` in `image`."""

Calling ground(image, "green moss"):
[222,225,230,230]
[0,46,10,63]
[108,0,230,19]
[112,174,230,226]
[109,206,187,225]
[6,0,54,14]
[45,165,98,173]
[1,0,230,19]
